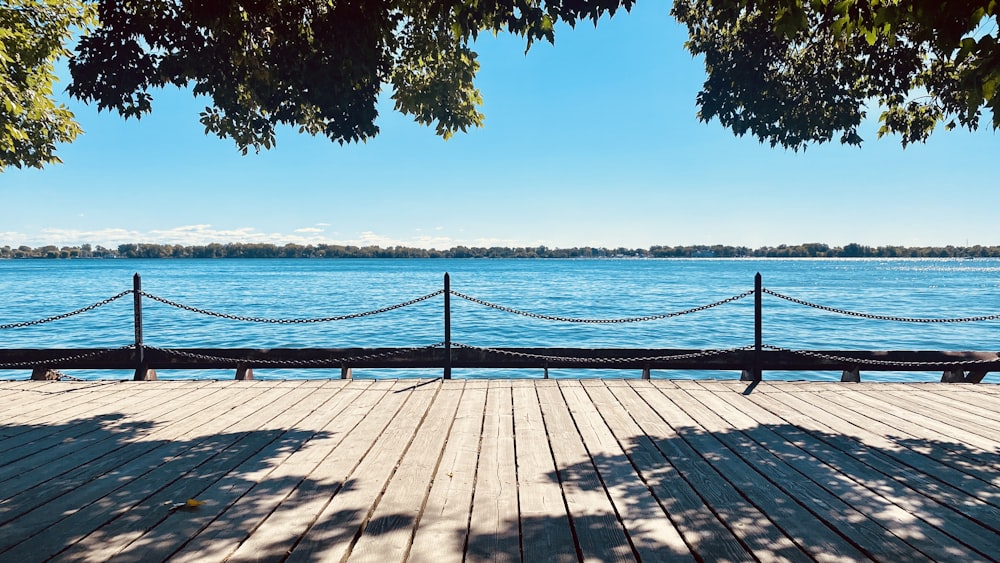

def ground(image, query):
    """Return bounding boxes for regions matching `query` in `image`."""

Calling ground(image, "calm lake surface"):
[1,258,998,382]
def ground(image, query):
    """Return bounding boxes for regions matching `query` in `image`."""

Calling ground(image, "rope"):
[144,343,446,367]
[763,289,1000,323]
[762,345,1000,368]
[449,289,755,324]
[451,343,753,364]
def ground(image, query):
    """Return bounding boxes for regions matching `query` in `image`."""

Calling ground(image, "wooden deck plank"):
[597,381,750,561]
[158,379,374,562]
[700,381,989,562]
[815,390,1000,493]
[41,381,330,562]
[406,380,488,562]
[0,382,244,531]
[463,380,520,563]
[214,380,396,561]
[899,389,1000,426]
[283,380,442,562]
[570,380,692,561]
[534,382,638,562]
[47,382,337,562]
[0,380,125,424]
[0,380,998,562]
[687,384,949,561]
[96,381,343,562]
[848,389,1000,455]
[0,381,193,458]
[647,384,872,562]
[750,387,1000,558]
[633,382,813,563]
[508,380,577,563]
[1,381,279,558]
[347,380,465,562]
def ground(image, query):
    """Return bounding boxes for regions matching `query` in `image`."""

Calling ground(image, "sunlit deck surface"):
[1,378,998,562]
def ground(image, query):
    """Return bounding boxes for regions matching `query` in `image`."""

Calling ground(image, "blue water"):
[1,258,998,381]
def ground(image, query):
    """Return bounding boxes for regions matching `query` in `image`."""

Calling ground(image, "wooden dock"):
[0,379,998,562]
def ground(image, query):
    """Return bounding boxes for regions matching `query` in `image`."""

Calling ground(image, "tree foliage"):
[66,0,634,155]
[3,1,998,170]
[673,0,1000,149]
[0,0,96,169]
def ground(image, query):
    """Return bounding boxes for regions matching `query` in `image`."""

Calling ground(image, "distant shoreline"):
[2,243,997,260]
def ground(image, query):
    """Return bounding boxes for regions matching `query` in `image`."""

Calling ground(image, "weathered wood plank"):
[850,389,1000,455]
[102,381,355,562]
[633,382,813,562]
[699,381,987,561]
[598,381,749,561]
[816,391,1000,489]
[647,384,871,562]
[509,380,576,563]
[0,382,241,530]
[534,382,635,562]
[570,380,692,561]
[407,380,488,563]
[284,380,441,562]
[162,380,370,561]
[347,380,464,562]
[218,380,396,562]
[753,388,1000,557]
[464,380,520,563]
[1,380,997,563]
[47,382,332,562]
[687,384,940,561]
[3,381,300,559]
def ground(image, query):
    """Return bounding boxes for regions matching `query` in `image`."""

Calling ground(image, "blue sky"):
[3,0,998,250]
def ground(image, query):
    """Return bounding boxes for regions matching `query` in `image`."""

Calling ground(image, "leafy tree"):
[673,0,1000,149]
[3,0,997,171]
[66,0,635,156]
[1,0,96,169]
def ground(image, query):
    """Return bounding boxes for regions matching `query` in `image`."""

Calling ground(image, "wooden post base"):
[31,368,62,380]
[134,367,157,381]
[841,368,861,383]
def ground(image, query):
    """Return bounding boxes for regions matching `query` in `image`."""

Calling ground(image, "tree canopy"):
[1,0,997,170]
[673,0,999,149]
[1,0,96,169]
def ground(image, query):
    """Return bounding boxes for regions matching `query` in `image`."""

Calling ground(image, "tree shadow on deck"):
[2,391,999,562]
[0,411,359,561]
[549,427,998,561]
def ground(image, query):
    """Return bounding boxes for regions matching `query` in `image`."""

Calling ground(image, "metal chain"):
[144,343,446,367]
[452,342,753,364]
[0,291,133,330]
[449,289,756,324]
[762,344,1000,368]
[0,345,135,369]
[138,289,445,323]
[763,288,1000,323]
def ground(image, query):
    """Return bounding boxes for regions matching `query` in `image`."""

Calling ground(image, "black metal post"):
[133,273,146,380]
[742,272,763,381]
[754,272,763,380]
[444,273,452,380]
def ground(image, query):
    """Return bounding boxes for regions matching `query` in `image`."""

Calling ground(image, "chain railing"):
[762,288,1000,323]
[0,291,133,330]
[449,289,755,323]
[1,271,998,381]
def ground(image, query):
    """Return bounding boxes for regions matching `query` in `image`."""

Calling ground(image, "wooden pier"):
[1,379,998,562]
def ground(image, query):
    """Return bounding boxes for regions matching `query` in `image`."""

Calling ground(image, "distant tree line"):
[2,242,1000,260]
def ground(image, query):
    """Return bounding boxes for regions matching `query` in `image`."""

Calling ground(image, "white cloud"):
[1,225,516,250]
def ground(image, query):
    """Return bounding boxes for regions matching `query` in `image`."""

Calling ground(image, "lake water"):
[1,258,998,382]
